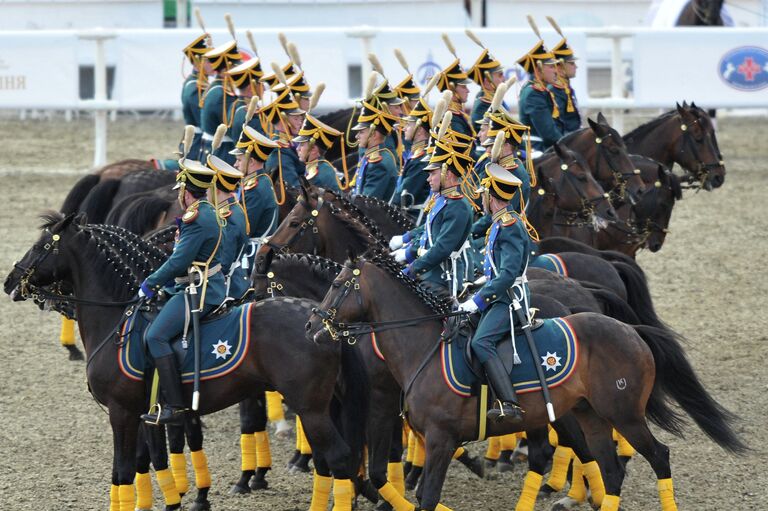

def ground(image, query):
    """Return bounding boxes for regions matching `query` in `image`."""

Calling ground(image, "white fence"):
[1,26,767,165]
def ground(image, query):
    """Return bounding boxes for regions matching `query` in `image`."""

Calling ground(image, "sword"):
[512,298,557,423]
[187,266,204,411]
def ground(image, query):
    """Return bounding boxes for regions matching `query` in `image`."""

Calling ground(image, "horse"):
[60,159,156,215]
[306,252,746,511]
[677,0,724,26]
[79,170,177,224]
[4,212,367,511]
[624,103,724,190]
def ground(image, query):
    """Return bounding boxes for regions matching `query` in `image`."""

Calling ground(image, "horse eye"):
[331,281,341,288]
[289,221,301,228]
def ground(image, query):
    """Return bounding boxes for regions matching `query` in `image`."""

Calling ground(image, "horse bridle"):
[13,229,61,299]
[251,270,286,300]
[263,195,326,255]
[593,132,641,203]
[551,157,611,223]
[678,115,724,185]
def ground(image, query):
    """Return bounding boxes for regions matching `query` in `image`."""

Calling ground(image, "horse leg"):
[185,414,211,511]
[309,455,334,511]
[514,427,550,511]
[166,424,189,496]
[293,415,314,473]
[231,399,258,494]
[59,316,84,360]
[110,407,139,511]
[415,429,456,511]
[266,391,293,438]
[135,426,154,511]
[249,393,273,490]
[368,408,402,511]
[540,426,572,496]
[143,423,182,510]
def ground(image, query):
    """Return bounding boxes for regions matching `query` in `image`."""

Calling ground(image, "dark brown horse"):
[624,103,724,189]
[677,0,724,26]
[307,253,746,510]
[4,213,367,511]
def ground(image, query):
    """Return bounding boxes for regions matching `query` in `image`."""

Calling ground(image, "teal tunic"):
[181,72,205,160]
[306,160,340,192]
[200,77,238,160]
[144,200,225,358]
[549,82,581,134]
[240,174,279,239]
[470,210,532,364]
[394,142,430,207]
[449,106,476,141]
[227,99,266,166]
[353,145,398,200]
[264,133,305,189]
[218,196,250,301]
[518,81,565,152]
[402,190,473,290]
[470,93,492,126]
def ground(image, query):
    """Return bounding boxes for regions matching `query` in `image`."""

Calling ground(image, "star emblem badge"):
[541,351,562,372]
[211,339,232,360]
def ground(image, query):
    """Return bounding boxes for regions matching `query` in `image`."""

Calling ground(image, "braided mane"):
[366,251,453,315]
[324,190,388,248]
[352,195,415,231]
[272,253,342,283]
[623,110,677,142]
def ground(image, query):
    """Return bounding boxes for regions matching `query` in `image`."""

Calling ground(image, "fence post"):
[347,26,378,100]
[610,33,624,132]
[79,29,117,168]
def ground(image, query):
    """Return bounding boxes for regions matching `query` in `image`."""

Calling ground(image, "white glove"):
[138,288,147,298]
[458,298,478,313]
[389,235,405,251]
[392,248,407,264]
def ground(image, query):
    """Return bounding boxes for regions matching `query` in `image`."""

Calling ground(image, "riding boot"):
[141,355,187,426]
[483,357,524,424]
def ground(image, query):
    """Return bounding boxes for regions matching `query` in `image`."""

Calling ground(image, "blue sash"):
[483,221,500,279]
[354,157,369,196]
[419,194,448,251]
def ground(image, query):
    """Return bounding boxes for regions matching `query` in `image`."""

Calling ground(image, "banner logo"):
[416,51,442,86]
[718,46,768,91]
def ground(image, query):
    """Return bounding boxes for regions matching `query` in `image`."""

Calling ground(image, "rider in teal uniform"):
[369,77,406,171]
[436,58,476,142]
[226,57,266,165]
[139,159,224,425]
[230,125,280,270]
[458,163,537,424]
[201,40,242,161]
[351,101,399,200]
[181,33,211,161]
[390,133,475,295]
[207,154,250,302]
[394,97,432,210]
[548,29,581,134]
[262,86,307,190]
[294,113,345,192]
[517,39,564,152]
[466,38,505,126]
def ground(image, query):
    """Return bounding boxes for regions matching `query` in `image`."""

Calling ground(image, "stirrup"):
[141,402,163,426]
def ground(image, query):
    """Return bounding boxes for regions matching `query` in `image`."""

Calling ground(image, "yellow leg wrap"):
[567,457,587,502]
[118,484,135,511]
[332,478,354,511]
[435,505,453,511]
[241,433,257,471]
[266,391,285,422]
[378,482,416,511]
[169,452,189,495]
[600,494,621,511]
[155,468,181,506]
[583,460,606,507]
[548,425,559,447]
[135,472,152,510]
[296,416,303,450]
[402,423,409,448]
[299,419,312,455]
[60,317,76,346]
[485,436,501,460]
[658,478,678,511]
[546,446,574,491]
[255,430,273,468]
[514,471,543,511]
[109,484,119,511]
[452,446,465,460]
[190,449,211,489]
[308,471,332,511]
[521,431,527,439]
[500,433,519,451]
[387,461,405,496]
[616,433,636,457]
[412,435,426,468]
[406,431,416,463]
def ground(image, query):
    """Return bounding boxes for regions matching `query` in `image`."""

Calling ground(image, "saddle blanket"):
[529,254,568,277]
[118,303,254,383]
[441,317,579,398]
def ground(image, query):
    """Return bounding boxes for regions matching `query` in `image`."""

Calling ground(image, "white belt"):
[175,263,222,284]
[193,127,202,134]
[202,133,233,143]
[528,135,544,142]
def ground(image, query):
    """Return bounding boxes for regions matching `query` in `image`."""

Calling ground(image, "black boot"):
[483,357,524,424]
[141,355,187,426]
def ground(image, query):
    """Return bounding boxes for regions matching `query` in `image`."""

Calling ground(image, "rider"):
[138,159,225,425]
[389,134,475,295]
[226,57,266,161]
[350,101,399,200]
[230,125,280,269]
[181,33,212,161]
[207,151,250,302]
[293,113,344,192]
[392,54,421,115]
[517,39,563,152]
[393,97,432,210]
[467,44,505,126]
[548,28,581,134]
[436,59,476,141]
[201,40,243,160]
[263,86,307,189]
[458,163,536,424]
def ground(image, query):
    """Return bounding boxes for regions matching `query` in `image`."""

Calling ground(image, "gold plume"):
[441,33,458,58]
[367,53,385,75]
[465,28,485,49]
[437,111,452,140]
[309,82,325,112]
[490,83,507,113]
[363,71,378,100]
[182,125,195,158]
[224,13,236,41]
[491,133,505,163]
[394,49,410,72]
[422,73,439,97]
[245,97,259,122]
[431,99,447,130]
[271,62,288,86]
[287,42,302,70]
[277,32,289,57]
[527,15,542,40]
[246,30,258,58]
[212,124,228,151]
[546,16,565,38]
[194,8,206,32]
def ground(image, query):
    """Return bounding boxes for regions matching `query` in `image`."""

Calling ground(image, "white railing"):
[1,26,766,165]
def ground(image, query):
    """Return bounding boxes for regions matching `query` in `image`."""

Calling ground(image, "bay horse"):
[306,253,746,511]
[677,0,724,26]
[60,159,156,215]
[4,212,367,511]
[623,103,724,189]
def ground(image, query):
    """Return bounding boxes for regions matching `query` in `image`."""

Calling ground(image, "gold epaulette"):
[243,175,258,190]
[445,190,463,200]
[531,82,547,92]
[217,202,232,218]
[500,212,517,226]
[411,146,425,159]
[366,149,382,163]
[182,204,200,224]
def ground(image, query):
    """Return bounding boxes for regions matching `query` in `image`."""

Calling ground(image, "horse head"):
[645,166,682,252]
[587,113,647,204]
[4,212,83,301]
[675,102,725,189]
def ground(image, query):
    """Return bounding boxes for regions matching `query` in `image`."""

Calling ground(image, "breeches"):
[145,293,215,358]
[470,302,511,364]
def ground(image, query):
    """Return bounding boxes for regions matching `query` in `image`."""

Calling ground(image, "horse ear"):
[691,101,698,110]
[299,175,311,202]
[54,213,77,232]
[676,102,685,115]
[74,212,87,226]
[587,117,601,133]
[596,112,608,125]
[553,141,566,160]
[346,246,358,263]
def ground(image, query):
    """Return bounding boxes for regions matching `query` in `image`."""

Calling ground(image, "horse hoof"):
[374,500,394,511]
[189,501,211,511]
[468,457,485,479]
[356,479,379,504]
[539,484,559,497]
[66,345,84,361]
[164,505,182,511]
[290,464,311,474]
[550,497,581,511]
[230,483,251,495]
[274,419,293,439]
[496,461,514,473]
[249,479,268,491]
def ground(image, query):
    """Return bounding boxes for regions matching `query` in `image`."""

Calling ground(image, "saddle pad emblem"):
[542,351,562,372]
[212,339,233,360]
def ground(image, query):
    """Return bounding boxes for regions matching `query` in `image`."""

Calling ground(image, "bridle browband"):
[592,131,642,204]
[263,195,326,255]
[677,114,724,186]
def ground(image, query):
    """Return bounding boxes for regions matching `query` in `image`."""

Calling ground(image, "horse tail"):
[611,261,665,328]
[110,194,174,234]
[634,325,748,454]
[331,340,369,475]
[585,285,640,324]
[60,174,100,214]
[79,178,123,224]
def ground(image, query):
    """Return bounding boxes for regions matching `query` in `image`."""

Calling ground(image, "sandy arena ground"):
[0,113,766,510]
